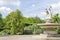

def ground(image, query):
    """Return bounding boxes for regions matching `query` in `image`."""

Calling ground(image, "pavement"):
[0,35,36,40]
[0,35,60,40]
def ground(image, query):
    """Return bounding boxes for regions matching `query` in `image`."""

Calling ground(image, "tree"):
[0,13,4,31]
[4,9,24,35]
[52,13,60,23]
[52,13,60,34]
[28,16,45,24]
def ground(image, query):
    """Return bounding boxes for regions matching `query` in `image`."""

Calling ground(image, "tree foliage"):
[52,13,60,34]
[1,9,60,35]
[52,13,60,23]
[4,9,24,35]
[0,13,3,31]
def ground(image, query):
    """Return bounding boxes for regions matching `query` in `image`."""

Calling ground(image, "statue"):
[45,6,52,23]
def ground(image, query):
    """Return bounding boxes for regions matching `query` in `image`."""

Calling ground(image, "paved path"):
[0,35,60,40]
[0,35,36,40]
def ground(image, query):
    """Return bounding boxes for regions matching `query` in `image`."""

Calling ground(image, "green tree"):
[0,13,4,31]
[52,13,60,34]
[52,13,60,23]
[28,16,45,24]
[4,9,24,35]
[23,17,45,34]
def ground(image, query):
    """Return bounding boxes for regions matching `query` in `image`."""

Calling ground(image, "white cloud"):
[50,2,60,15]
[0,0,5,5]
[39,12,46,19]
[24,11,46,19]
[32,4,36,7]
[51,2,60,9]
[9,1,21,6]
[0,0,3,3]
[0,7,12,13]
[0,0,21,6]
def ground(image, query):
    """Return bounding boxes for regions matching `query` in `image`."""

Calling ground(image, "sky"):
[0,0,60,19]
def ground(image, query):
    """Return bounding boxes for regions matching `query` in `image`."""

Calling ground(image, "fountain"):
[34,6,60,40]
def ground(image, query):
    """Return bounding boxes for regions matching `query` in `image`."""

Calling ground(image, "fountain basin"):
[37,23,60,28]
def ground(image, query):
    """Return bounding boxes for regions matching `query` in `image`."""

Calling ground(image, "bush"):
[33,29,42,34]
[57,27,60,34]
[23,24,43,35]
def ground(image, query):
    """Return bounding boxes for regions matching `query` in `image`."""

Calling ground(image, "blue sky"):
[0,0,60,19]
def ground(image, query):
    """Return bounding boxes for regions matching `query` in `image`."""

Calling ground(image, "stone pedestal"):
[33,34,60,40]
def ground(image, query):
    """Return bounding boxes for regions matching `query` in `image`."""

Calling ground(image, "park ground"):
[0,35,36,40]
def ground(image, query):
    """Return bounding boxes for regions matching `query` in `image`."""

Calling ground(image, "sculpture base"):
[33,34,60,40]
